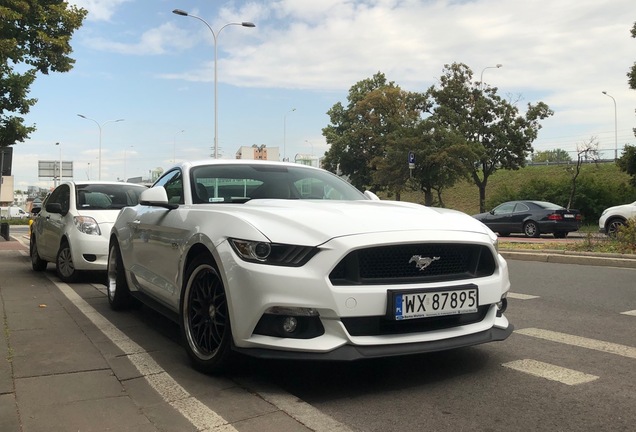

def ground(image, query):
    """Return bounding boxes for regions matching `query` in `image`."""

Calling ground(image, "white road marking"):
[516,328,636,359]
[503,359,598,385]
[49,276,353,432]
[507,292,540,300]
[621,310,636,316]
[236,379,354,432]
[50,277,235,431]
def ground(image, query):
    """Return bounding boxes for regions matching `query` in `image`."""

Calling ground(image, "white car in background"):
[30,181,147,282]
[107,160,513,373]
[599,200,636,237]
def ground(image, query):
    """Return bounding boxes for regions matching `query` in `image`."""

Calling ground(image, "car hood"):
[217,200,492,245]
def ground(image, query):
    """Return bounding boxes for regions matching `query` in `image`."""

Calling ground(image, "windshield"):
[76,184,146,210]
[190,164,367,203]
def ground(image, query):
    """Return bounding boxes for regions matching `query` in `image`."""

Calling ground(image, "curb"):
[500,249,636,269]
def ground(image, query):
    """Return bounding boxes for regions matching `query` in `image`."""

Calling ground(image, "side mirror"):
[364,190,381,201]
[45,202,63,214]
[31,207,42,215]
[140,187,179,210]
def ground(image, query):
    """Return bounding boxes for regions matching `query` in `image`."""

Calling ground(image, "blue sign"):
[408,151,415,163]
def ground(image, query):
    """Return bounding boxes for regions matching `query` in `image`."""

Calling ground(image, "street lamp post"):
[480,64,502,90]
[55,142,61,187]
[602,91,618,161]
[124,145,133,182]
[77,114,125,180]
[172,9,255,159]
[173,129,185,163]
[283,108,296,161]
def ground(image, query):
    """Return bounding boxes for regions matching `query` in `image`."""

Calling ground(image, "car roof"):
[170,159,323,172]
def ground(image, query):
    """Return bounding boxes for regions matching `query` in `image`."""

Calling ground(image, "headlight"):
[229,238,318,266]
[74,216,101,235]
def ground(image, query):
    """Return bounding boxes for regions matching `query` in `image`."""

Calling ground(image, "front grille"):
[342,306,490,336]
[329,243,496,285]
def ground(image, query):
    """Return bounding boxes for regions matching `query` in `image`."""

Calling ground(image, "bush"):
[615,217,636,253]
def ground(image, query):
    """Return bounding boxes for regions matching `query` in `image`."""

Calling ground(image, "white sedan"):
[107,160,512,373]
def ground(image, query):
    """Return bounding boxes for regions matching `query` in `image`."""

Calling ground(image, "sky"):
[8,0,636,190]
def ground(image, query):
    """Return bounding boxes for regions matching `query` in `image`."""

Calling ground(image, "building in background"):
[236,145,280,161]
[0,176,14,207]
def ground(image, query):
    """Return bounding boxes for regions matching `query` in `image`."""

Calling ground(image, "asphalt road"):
[2,230,635,431]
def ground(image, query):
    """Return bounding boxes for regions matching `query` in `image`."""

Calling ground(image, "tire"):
[606,219,625,238]
[107,240,134,310]
[180,254,232,374]
[523,221,540,238]
[553,231,568,239]
[56,240,78,283]
[30,236,47,271]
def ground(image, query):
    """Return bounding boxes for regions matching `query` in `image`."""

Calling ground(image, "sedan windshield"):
[190,164,367,203]
[76,184,146,210]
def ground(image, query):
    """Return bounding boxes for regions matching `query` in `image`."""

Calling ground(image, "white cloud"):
[84,22,188,55]
[71,0,131,22]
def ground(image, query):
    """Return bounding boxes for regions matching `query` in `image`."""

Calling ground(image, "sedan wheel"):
[107,241,134,310]
[180,255,232,374]
[56,240,78,282]
[553,231,568,239]
[30,236,47,271]
[523,221,540,238]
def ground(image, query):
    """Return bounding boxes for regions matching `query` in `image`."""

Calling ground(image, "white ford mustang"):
[107,159,512,373]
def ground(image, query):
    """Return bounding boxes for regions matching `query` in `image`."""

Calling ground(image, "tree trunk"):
[424,190,434,206]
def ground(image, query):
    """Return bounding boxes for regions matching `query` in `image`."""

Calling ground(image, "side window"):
[514,203,530,213]
[47,184,70,214]
[154,170,184,205]
[493,203,515,215]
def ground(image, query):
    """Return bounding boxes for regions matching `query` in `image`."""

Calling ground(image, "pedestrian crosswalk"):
[506,291,635,385]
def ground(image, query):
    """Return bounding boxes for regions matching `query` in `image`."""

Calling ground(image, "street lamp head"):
[77,114,86,119]
[172,9,188,16]
[602,90,607,95]
[242,22,256,28]
[496,64,503,68]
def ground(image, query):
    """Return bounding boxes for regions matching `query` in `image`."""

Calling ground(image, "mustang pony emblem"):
[409,255,440,271]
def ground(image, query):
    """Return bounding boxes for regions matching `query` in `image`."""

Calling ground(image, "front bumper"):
[233,322,514,361]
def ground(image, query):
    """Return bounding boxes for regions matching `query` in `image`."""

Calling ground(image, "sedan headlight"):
[229,238,318,266]
[74,216,101,235]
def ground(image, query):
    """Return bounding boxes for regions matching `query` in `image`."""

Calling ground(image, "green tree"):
[630,22,636,139]
[0,1,87,147]
[532,148,572,163]
[322,72,397,190]
[426,63,554,212]
[617,144,636,186]
[629,22,636,90]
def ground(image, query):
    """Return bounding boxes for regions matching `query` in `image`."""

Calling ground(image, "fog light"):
[282,316,298,333]
[496,297,508,317]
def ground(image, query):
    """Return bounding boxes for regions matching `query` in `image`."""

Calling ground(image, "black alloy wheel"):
[180,255,232,374]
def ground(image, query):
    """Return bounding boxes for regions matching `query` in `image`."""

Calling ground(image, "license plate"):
[564,214,574,218]
[390,285,478,320]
